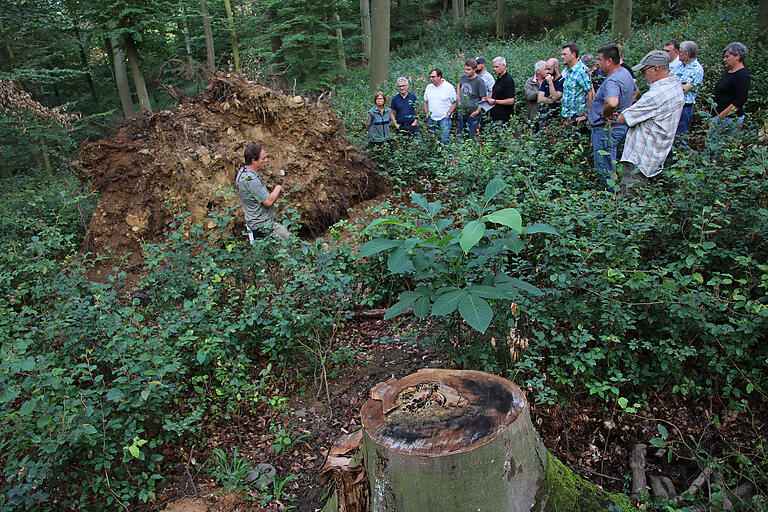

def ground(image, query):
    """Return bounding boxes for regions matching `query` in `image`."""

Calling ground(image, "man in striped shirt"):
[559,42,594,124]
[615,50,684,199]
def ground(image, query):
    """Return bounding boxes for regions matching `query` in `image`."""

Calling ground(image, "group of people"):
[366,38,751,199]
[238,40,752,242]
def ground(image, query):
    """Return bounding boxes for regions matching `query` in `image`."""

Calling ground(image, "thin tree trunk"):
[180,2,193,65]
[223,0,241,74]
[39,142,53,177]
[0,150,11,178]
[758,0,768,46]
[201,0,216,72]
[360,0,371,69]
[334,5,347,74]
[369,0,389,91]
[452,0,459,24]
[71,20,99,105]
[496,0,505,38]
[123,33,152,112]
[108,35,135,118]
[0,19,24,91]
[459,0,465,17]
[612,0,632,43]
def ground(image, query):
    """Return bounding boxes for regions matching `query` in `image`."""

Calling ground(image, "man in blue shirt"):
[587,45,638,191]
[390,77,420,136]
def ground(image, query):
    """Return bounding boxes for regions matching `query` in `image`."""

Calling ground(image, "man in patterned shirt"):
[674,40,704,136]
[559,42,594,124]
[615,51,684,199]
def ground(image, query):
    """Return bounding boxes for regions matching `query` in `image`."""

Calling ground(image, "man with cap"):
[614,50,684,199]
[476,56,496,92]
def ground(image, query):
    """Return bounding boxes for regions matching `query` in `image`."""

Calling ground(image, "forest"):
[1,0,767,510]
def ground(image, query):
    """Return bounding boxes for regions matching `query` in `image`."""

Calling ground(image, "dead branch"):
[630,443,648,499]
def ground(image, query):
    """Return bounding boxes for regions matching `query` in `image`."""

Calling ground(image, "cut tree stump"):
[348,368,636,512]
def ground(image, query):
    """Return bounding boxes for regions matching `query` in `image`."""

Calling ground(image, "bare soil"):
[76,72,388,269]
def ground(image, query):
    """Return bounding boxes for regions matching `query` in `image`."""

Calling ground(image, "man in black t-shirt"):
[537,58,564,129]
[488,56,515,124]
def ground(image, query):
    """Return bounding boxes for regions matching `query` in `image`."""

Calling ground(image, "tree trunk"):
[458,0,465,17]
[612,0,632,43]
[369,0,389,91]
[496,0,505,38]
[354,369,637,512]
[223,0,241,74]
[360,0,372,69]
[452,0,459,24]
[108,35,135,118]
[334,4,347,75]
[123,33,152,112]
[0,18,24,91]
[180,2,193,65]
[68,13,99,105]
[201,0,216,72]
[758,0,768,46]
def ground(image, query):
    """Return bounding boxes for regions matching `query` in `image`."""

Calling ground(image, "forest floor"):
[149,311,765,512]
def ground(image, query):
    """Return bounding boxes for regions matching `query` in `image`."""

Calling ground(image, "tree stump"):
[358,369,636,512]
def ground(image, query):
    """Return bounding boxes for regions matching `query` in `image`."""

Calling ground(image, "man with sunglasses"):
[614,50,684,199]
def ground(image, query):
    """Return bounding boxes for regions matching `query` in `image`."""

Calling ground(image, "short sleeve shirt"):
[236,167,275,230]
[621,76,685,177]
[539,75,564,118]
[390,92,418,124]
[587,67,636,126]
[490,72,515,121]
[676,59,704,104]
[457,75,488,115]
[424,80,457,120]
[561,61,593,117]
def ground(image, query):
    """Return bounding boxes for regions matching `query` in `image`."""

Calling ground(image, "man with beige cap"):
[614,50,684,199]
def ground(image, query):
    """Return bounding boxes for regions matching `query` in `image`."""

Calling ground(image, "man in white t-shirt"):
[423,67,457,144]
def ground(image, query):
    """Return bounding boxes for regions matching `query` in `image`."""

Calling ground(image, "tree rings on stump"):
[361,368,547,512]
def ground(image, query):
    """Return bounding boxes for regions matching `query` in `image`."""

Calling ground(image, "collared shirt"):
[366,106,392,142]
[621,76,684,177]
[390,92,418,124]
[669,57,682,76]
[424,80,456,120]
[561,60,593,117]
[675,59,704,104]
[587,67,636,126]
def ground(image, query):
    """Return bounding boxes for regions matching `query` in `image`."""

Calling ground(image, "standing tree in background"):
[223,0,241,74]
[201,0,216,72]
[496,0,505,38]
[612,0,632,43]
[758,0,768,46]
[360,0,371,68]
[369,0,389,91]
[334,1,347,76]
[107,34,134,117]
[123,30,152,111]
[452,0,459,24]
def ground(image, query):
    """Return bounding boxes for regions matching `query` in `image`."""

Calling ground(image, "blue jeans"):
[591,124,628,192]
[428,117,451,144]
[707,115,744,156]
[457,114,481,139]
[676,104,694,135]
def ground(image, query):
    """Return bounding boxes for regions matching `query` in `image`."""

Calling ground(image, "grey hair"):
[724,42,748,62]
[679,41,698,60]
[493,56,506,66]
[396,76,409,85]
[534,60,546,72]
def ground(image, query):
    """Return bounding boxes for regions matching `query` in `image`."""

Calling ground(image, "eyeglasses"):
[640,66,652,74]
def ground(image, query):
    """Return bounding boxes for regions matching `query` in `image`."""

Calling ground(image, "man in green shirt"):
[236,144,290,241]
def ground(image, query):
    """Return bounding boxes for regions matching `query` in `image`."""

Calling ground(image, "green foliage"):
[207,447,254,491]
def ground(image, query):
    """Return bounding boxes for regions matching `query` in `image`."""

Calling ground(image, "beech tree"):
[369,0,389,91]
[612,0,632,42]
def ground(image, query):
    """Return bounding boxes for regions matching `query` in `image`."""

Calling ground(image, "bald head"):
[545,57,560,77]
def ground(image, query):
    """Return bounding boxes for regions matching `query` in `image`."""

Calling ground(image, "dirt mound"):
[77,73,386,264]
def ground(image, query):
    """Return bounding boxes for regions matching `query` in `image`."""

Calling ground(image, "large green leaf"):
[358,238,401,258]
[459,220,486,253]
[363,218,405,232]
[485,208,522,232]
[466,285,513,299]
[410,192,429,211]
[387,247,415,274]
[523,223,558,235]
[498,276,544,297]
[427,200,442,217]
[484,177,507,204]
[384,296,417,320]
[458,293,493,333]
[431,288,466,316]
[414,296,431,317]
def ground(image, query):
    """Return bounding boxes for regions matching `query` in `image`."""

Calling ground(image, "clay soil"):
[77,73,387,269]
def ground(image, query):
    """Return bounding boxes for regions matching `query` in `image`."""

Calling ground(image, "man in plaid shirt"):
[559,42,594,123]
[673,40,705,136]
[616,50,684,199]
